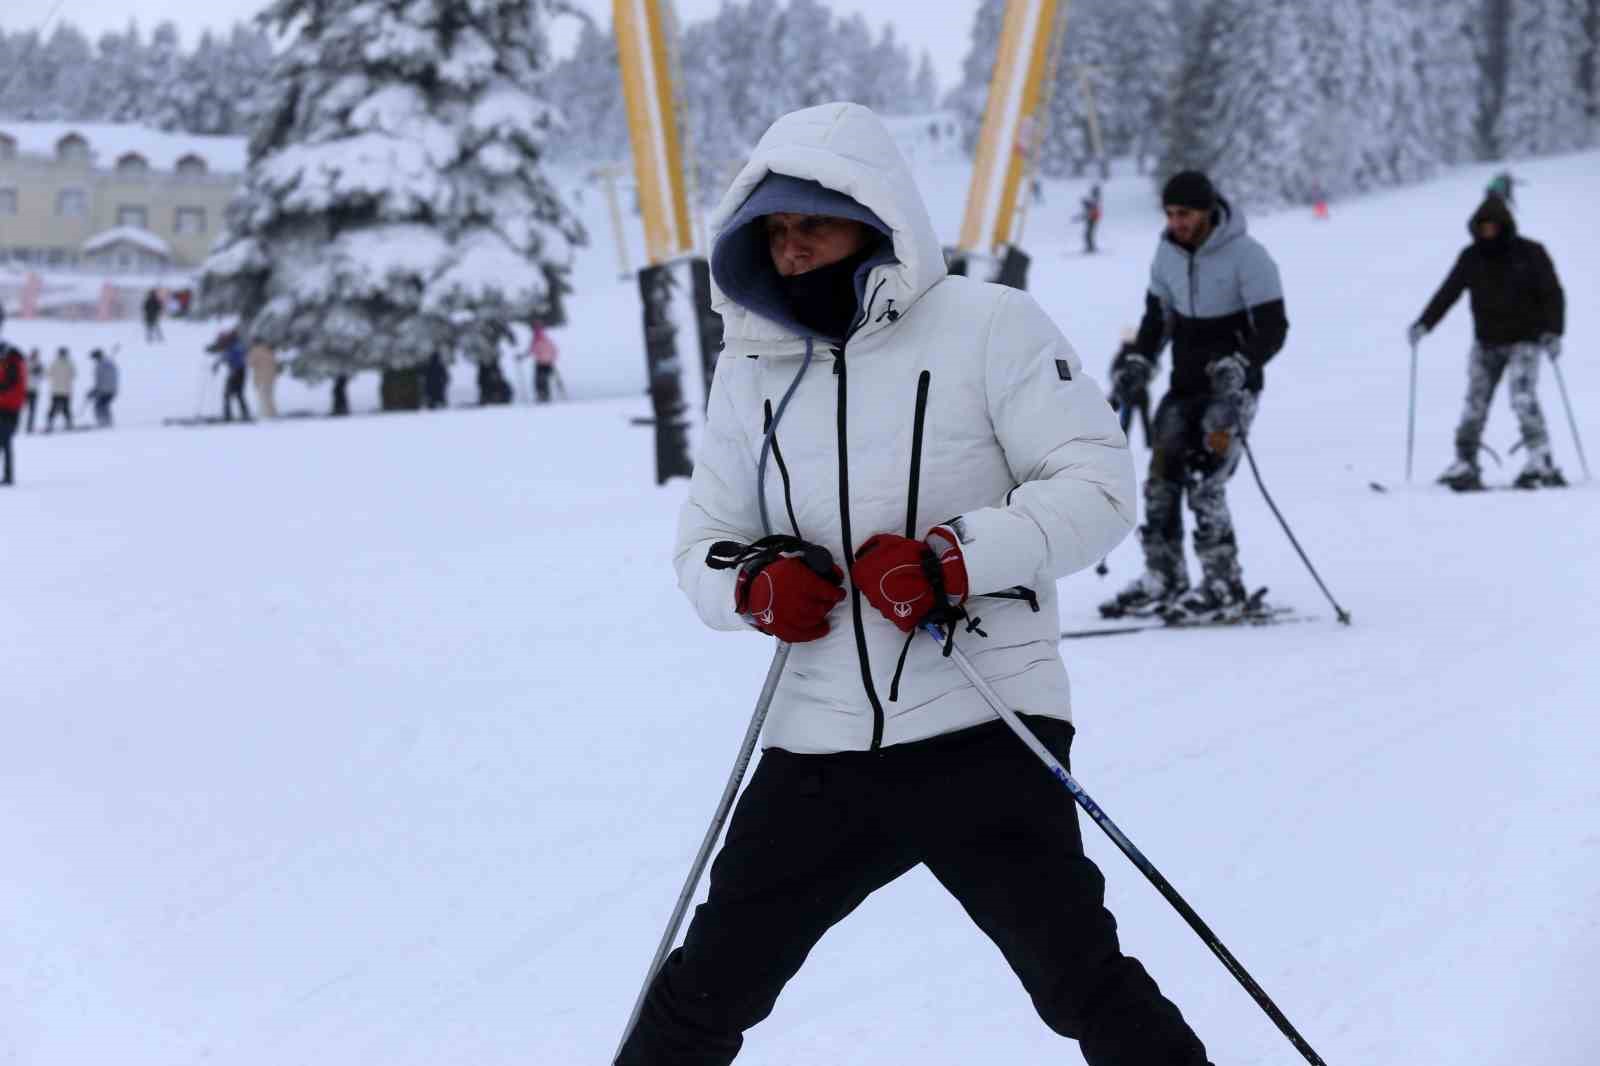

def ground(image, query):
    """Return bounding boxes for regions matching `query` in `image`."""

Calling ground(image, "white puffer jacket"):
[674,103,1136,754]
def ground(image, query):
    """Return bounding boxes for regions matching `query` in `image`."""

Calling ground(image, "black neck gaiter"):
[780,241,882,342]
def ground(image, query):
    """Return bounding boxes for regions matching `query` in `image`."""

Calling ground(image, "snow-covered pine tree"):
[1416,0,1483,165]
[858,23,915,114]
[1038,0,1117,179]
[1164,0,1323,207]
[1100,0,1179,175]
[1494,0,1592,155]
[142,23,187,132]
[199,0,585,380]
[912,51,940,113]
[545,17,628,166]
[948,0,1005,154]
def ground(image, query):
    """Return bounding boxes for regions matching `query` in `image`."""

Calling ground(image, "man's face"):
[1476,219,1501,241]
[765,213,870,277]
[1164,205,1212,247]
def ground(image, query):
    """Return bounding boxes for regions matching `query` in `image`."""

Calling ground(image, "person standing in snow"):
[0,344,25,484]
[1101,170,1288,622]
[530,323,558,403]
[24,348,43,433]
[142,288,164,343]
[248,340,279,419]
[45,347,76,432]
[209,330,252,422]
[618,103,1213,1066]
[1407,195,1566,490]
[1074,182,1103,253]
[423,352,450,409]
[86,348,118,427]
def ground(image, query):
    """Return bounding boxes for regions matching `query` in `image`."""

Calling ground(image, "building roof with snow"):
[0,122,247,175]
[82,226,174,256]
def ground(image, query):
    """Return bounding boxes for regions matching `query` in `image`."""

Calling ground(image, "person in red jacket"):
[0,344,26,485]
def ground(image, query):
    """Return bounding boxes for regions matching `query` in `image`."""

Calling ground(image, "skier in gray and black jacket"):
[1102,170,1287,621]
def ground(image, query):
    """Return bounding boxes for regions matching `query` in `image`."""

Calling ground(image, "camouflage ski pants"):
[1139,389,1258,589]
[1455,341,1549,463]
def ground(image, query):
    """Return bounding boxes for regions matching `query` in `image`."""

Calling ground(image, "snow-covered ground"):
[4,148,1598,1066]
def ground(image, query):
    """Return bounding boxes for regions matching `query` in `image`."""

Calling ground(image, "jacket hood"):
[711,173,895,342]
[707,102,947,351]
[1468,196,1517,240]
[1166,195,1248,257]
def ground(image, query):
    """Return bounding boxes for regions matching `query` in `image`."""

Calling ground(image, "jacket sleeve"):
[947,290,1137,596]
[1419,252,1470,331]
[1237,242,1287,367]
[0,359,17,392]
[672,356,764,632]
[1133,258,1174,361]
[1531,241,1565,336]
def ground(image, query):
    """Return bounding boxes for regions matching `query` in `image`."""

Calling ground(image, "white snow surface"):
[4,150,1599,1066]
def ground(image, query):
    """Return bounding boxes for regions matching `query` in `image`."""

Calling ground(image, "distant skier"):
[208,330,252,422]
[24,348,43,433]
[0,344,24,484]
[45,347,75,431]
[1407,195,1566,490]
[86,348,118,427]
[423,352,450,409]
[1102,170,1288,621]
[530,323,558,404]
[142,289,164,342]
[1074,183,1103,253]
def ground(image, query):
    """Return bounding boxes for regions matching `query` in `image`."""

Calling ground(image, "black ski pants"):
[617,717,1211,1066]
[45,395,71,431]
[0,410,16,483]
[223,369,251,421]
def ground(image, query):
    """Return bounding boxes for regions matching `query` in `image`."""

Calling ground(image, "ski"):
[1062,605,1306,640]
[1369,479,1567,494]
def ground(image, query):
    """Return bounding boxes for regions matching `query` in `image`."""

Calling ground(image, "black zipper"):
[762,399,801,537]
[835,279,890,749]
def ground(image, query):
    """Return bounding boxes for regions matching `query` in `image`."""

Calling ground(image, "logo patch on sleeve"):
[1054,358,1073,381]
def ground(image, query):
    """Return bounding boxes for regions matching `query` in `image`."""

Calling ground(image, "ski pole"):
[613,641,790,1063]
[1550,359,1590,481]
[923,625,1329,1066]
[1406,340,1418,483]
[1240,436,1352,625]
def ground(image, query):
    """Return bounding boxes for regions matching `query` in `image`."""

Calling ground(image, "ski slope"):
[4,148,1598,1066]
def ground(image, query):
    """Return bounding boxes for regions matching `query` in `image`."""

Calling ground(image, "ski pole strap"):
[707,536,839,613]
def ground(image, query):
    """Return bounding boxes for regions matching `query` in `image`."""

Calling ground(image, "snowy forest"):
[949,0,1600,205]
[0,20,276,136]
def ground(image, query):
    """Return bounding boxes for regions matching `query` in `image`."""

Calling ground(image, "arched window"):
[56,133,90,163]
[175,154,208,177]
[116,152,150,175]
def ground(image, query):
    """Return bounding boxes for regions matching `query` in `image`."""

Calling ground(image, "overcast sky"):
[1,0,973,92]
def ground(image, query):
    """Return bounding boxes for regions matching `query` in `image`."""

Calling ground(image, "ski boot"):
[1098,570,1187,619]
[1437,458,1484,492]
[1163,577,1250,624]
[1512,452,1567,489]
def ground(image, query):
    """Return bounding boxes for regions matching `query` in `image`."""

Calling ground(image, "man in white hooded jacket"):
[620,104,1214,1066]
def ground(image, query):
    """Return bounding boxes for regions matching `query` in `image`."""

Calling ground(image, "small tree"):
[200,0,585,381]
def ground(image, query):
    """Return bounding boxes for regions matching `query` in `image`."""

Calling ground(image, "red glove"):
[734,554,846,643]
[850,526,969,633]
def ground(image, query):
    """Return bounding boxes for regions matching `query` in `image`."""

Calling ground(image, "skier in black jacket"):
[1408,196,1566,490]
